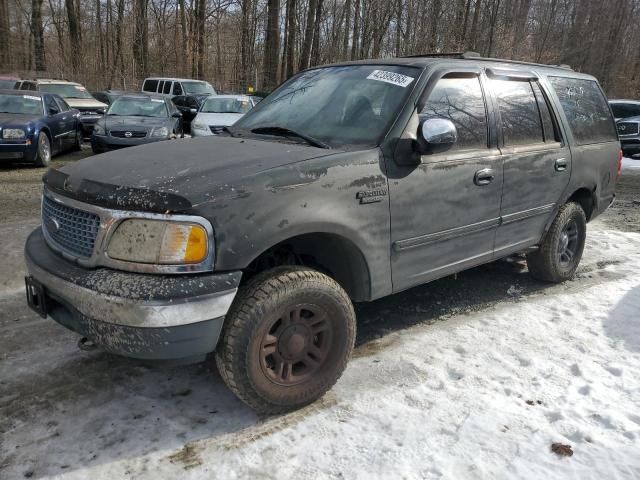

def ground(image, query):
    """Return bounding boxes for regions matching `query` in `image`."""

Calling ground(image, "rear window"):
[143,79,158,92]
[549,77,617,145]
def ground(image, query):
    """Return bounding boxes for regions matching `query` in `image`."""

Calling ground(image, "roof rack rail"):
[400,51,573,71]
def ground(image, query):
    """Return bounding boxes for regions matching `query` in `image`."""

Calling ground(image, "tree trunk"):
[133,0,149,80]
[31,0,46,71]
[299,0,318,70]
[65,0,82,74]
[0,0,10,69]
[350,0,360,59]
[196,0,206,79]
[342,0,351,59]
[263,0,280,90]
[310,0,323,66]
[285,0,297,78]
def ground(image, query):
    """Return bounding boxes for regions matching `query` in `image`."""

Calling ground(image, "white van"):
[141,77,217,98]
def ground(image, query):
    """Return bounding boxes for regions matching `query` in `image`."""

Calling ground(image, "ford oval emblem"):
[47,217,61,234]
[124,131,133,138]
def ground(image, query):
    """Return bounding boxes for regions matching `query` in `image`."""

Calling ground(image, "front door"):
[388,71,503,292]
[486,74,571,256]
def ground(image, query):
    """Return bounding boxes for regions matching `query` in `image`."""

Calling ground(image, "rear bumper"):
[24,227,242,360]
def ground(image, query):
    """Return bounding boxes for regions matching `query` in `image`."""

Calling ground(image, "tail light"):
[617,148,623,179]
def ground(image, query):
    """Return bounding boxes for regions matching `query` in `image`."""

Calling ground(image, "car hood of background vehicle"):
[0,113,38,127]
[64,98,107,109]
[102,115,170,130]
[44,136,340,212]
[196,112,244,126]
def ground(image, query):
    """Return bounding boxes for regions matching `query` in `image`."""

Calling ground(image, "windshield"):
[107,98,168,117]
[182,81,216,95]
[0,94,43,115]
[38,83,94,99]
[0,79,18,89]
[234,65,420,148]
[611,103,640,119]
[202,97,252,114]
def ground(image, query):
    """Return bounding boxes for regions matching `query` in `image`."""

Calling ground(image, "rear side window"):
[549,77,617,145]
[610,103,640,119]
[21,82,36,91]
[142,79,158,92]
[421,75,488,151]
[163,81,172,94]
[173,82,183,95]
[491,79,545,146]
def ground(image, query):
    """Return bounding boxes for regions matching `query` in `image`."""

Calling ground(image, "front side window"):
[20,82,36,91]
[0,94,44,115]
[491,79,544,146]
[54,96,70,112]
[421,75,488,151]
[235,65,420,148]
[549,77,617,145]
[610,103,640,119]
[201,97,253,114]
[107,98,168,118]
[46,96,59,114]
[173,82,183,95]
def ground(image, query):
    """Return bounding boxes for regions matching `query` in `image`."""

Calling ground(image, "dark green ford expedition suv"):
[25,54,620,413]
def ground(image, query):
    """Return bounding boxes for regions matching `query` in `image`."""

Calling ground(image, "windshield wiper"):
[250,126,329,149]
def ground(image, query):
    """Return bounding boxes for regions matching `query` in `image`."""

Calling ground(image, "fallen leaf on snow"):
[551,443,574,457]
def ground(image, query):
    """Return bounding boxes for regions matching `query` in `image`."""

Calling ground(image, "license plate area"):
[25,276,48,318]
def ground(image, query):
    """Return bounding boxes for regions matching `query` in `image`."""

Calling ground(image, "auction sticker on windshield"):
[366,70,414,87]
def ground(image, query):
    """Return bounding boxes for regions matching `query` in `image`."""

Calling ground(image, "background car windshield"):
[108,98,168,117]
[182,81,216,95]
[38,84,94,99]
[0,94,43,115]
[202,97,252,114]
[0,79,17,89]
[235,65,420,148]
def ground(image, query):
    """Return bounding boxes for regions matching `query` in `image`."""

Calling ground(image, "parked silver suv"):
[609,99,640,156]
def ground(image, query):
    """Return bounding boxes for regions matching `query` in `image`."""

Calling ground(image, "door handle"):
[555,158,568,172]
[474,168,495,186]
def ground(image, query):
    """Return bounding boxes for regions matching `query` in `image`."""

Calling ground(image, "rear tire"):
[34,132,51,167]
[215,266,356,414]
[527,202,587,282]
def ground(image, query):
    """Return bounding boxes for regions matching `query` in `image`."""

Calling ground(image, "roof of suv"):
[28,79,83,86]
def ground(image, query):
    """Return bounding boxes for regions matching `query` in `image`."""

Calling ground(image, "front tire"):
[34,132,51,167]
[72,128,82,151]
[527,202,587,282]
[215,266,356,414]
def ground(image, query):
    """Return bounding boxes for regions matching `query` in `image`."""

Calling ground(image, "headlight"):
[93,124,105,135]
[3,128,26,139]
[107,219,209,264]
[151,127,169,137]
[192,122,206,130]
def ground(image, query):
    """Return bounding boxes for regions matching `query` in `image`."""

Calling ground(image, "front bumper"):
[0,140,36,161]
[25,228,241,361]
[78,114,101,135]
[91,134,168,151]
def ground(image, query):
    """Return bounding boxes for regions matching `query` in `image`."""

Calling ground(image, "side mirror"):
[418,118,457,154]
[172,112,183,118]
[49,107,59,116]
[189,108,197,114]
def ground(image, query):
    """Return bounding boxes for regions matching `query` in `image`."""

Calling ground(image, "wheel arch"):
[566,186,596,221]
[243,232,372,302]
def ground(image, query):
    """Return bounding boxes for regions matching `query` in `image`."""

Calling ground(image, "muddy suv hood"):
[45,136,338,212]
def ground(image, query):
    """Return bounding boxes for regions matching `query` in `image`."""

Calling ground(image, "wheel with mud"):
[34,132,51,167]
[215,266,356,414]
[527,202,587,282]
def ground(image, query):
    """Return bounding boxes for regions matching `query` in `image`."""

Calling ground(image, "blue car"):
[0,89,83,167]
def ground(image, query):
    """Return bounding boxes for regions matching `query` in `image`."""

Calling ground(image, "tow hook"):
[78,336,98,352]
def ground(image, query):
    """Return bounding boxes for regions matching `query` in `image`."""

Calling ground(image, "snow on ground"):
[623,156,640,170]
[1,224,639,480]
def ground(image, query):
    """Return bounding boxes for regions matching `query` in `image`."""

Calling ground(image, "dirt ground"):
[0,150,639,478]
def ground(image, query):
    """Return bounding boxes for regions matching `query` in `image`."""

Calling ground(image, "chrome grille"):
[209,126,225,135]
[42,196,100,259]
[110,130,147,138]
[617,122,639,136]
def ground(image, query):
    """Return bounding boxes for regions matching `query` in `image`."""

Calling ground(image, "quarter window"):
[163,81,172,94]
[548,77,617,145]
[491,79,544,146]
[421,75,488,151]
[46,96,59,114]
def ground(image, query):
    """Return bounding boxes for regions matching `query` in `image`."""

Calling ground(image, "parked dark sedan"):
[91,94,184,153]
[0,89,82,166]
[171,94,212,133]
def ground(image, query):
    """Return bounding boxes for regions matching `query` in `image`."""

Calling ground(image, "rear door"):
[44,95,67,152]
[487,70,571,257]
[389,70,504,292]
[53,96,76,148]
